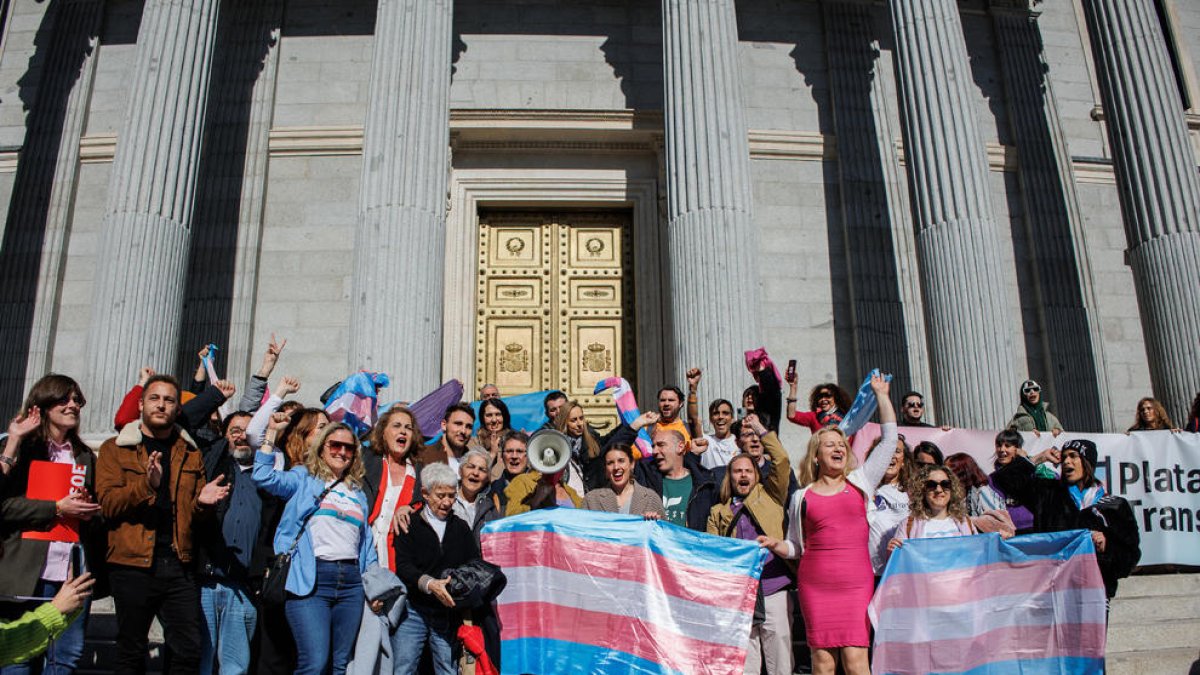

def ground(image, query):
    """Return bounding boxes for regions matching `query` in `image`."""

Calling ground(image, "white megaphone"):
[527,429,572,475]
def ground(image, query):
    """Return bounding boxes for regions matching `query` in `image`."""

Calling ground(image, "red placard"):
[22,460,85,543]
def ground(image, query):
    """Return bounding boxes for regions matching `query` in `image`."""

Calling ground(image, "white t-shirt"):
[920,517,963,539]
[699,434,739,470]
[309,482,364,561]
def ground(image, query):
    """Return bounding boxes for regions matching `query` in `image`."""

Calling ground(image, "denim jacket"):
[252,451,378,596]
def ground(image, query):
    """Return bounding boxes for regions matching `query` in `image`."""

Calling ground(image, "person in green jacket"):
[1008,380,1063,437]
[0,572,93,666]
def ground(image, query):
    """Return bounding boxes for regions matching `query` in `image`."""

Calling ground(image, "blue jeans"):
[284,560,363,675]
[0,579,87,675]
[391,603,457,675]
[199,578,256,675]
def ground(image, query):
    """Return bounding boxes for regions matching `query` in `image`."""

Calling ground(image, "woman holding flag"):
[759,373,897,675]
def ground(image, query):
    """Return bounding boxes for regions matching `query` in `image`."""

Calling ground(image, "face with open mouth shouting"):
[605,447,634,492]
[814,429,849,477]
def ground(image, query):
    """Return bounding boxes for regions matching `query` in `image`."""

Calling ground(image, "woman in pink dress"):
[759,373,897,675]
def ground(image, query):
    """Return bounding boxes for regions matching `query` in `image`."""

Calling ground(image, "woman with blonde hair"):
[759,373,897,675]
[1127,397,1178,432]
[255,421,377,675]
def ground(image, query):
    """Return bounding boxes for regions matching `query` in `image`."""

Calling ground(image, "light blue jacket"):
[252,451,378,596]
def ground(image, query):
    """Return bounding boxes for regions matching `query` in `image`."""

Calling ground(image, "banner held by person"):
[869,530,1107,675]
[594,377,654,459]
[851,424,1200,566]
[481,509,766,675]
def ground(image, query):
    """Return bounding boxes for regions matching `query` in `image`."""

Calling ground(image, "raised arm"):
[246,376,299,449]
[685,368,703,439]
[240,334,287,413]
[857,373,898,491]
[252,413,302,499]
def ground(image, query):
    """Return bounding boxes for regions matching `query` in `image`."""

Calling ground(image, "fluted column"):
[888,0,1017,427]
[1079,0,1200,423]
[350,0,453,400]
[662,0,761,399]
[989,0,1111,431]
[0,0,102,413]
[84,0,220,429]
[823,0,931,405]
[178,1,284,385]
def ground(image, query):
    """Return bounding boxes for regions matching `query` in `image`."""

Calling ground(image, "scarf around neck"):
[1022,401,1050,431]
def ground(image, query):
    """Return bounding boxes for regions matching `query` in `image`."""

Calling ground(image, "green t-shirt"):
[662,474,694,527]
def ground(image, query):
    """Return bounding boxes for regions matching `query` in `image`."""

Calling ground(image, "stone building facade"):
[0,0,1197,437]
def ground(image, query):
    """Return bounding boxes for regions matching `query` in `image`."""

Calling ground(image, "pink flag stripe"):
[499,566,753,648]
[873,554,1104,610]
[484,530,759,615]
[873,622,1107,675]
[499,601,749,675]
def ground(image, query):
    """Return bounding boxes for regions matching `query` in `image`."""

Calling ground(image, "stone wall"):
[0,0,1195,433]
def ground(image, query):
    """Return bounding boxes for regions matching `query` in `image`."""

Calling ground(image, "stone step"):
[1109,593,1200,625]
[1105,647,1200,675]
[1114,573,1200,598]
[1106,618,1200,654]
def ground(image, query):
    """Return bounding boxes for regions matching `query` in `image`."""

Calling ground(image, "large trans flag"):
[481,509,767,675]
[869,530,1107,675]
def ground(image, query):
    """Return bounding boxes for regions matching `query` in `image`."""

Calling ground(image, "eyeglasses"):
[1022,386,1041,394]
[924,479,952,492]
[904,401,923,408]
[325,440,356,457]
[816,391,832,399]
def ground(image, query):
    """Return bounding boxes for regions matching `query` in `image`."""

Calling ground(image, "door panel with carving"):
[477,212,635,433]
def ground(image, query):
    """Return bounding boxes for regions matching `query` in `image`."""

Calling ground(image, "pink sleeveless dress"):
[797,486,874,648]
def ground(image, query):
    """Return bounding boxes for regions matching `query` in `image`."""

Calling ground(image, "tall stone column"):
[888,0,1018,428]
[823,0,931,406]
[350,0,453,400]
[0,0,102,413]
[1079,0,1200,422]
[989,0,1111,431]
[662,0,761,399]
[84,0,220,429]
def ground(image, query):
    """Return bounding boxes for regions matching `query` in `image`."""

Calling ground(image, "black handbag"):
[260,476,344,607]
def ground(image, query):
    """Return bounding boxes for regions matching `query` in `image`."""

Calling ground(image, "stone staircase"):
[1107,573,1200,675]
[69,574,1200,674]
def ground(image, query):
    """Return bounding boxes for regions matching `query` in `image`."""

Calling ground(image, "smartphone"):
[786,359,797,383]
[70,544,84,578]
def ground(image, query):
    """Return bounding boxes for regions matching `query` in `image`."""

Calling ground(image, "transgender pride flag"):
[869,530,1107,675]
[481,509,767,675]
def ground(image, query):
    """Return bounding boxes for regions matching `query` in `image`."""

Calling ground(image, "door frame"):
[444,171,666,409]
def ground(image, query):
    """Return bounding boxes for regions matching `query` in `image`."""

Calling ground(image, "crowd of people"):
[0,334,1184,675]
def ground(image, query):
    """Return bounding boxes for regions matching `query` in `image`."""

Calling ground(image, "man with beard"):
[418,403,475,472]
[96,375,230,675]
[652,387,692,446]
[634,428,716,530]
[731,417,800,505]
[195,411,274,675]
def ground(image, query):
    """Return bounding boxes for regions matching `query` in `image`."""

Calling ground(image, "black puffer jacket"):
[992,456,1141,597]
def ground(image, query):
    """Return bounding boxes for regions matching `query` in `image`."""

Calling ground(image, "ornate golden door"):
[475,212,635,432]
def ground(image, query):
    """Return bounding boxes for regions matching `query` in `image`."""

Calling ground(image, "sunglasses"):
[325,440,356,456]
[904,401,924,408]
[816,391,833,399]
[924,479,953,492]
[1022,386,1041,394]
[54,394,86,407]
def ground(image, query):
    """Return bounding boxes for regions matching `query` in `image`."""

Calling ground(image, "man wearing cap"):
[1007,379,1063,437]
[991,438,1141,601]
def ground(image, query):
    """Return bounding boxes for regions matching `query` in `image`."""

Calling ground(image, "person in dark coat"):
[392,463,481,675]
[634,425,719,532]
[992,438,1140,599]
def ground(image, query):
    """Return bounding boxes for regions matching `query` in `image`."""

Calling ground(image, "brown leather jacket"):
[95,423,211,568]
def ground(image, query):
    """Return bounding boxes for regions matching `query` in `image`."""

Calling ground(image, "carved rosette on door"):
[476,212,635,432]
